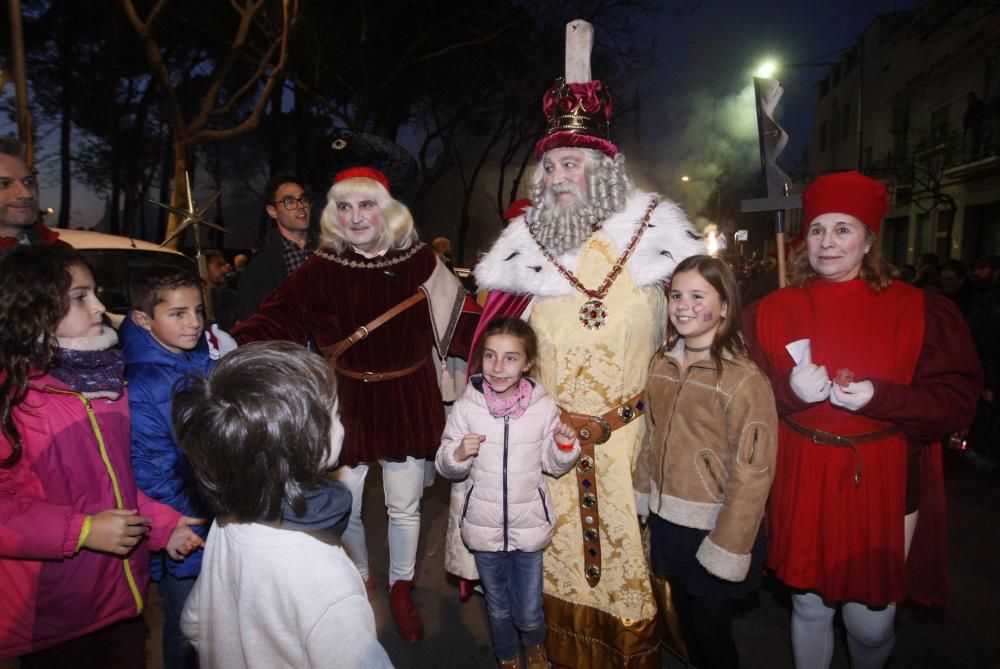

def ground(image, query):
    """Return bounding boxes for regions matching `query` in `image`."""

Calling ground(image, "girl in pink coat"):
[436,317,580,669]
[0,245,203,665]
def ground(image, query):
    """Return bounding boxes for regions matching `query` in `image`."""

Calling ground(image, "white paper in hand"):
[785,338,811,366]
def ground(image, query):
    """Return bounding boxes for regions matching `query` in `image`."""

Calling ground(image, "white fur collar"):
[474,191,706,296]
[54,326,118,352]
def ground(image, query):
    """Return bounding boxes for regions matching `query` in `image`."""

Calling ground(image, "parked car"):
[57,229,194,314]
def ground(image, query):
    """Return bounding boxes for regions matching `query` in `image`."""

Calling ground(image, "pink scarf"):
[483,377,534,419]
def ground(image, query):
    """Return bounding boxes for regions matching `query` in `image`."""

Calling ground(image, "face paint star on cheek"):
[703,310,714,322]
[691,303,705,315]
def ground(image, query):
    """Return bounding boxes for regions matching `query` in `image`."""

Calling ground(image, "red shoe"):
[389,580,424,642]
[458,578,473,602]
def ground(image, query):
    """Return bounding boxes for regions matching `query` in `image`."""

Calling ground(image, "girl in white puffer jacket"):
[436,317,579,669]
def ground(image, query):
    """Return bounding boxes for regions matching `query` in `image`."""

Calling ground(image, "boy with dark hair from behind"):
[121,263,214,669]
[173,341,392,668]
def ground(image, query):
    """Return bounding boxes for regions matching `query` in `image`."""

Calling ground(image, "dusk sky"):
[3,0,926,231]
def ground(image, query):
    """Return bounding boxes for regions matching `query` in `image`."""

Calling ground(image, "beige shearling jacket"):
[634,340,777,582]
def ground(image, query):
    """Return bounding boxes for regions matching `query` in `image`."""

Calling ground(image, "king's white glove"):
[205,324,238,360]
[789,362,832,404]
[830,380,874,412]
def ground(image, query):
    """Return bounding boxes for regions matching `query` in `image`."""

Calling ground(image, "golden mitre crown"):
[543,78,613,139]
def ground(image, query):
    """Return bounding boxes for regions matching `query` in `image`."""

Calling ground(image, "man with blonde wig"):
[472,20,705,668]
[232,165,479,643]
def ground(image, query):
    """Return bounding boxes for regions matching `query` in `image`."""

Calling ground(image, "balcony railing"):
[870,110,999,186]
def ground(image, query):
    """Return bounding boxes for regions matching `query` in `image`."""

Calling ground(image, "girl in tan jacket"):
[636,255,777,669]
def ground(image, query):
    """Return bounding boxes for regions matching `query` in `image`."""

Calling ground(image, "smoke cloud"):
[639,81,761,224]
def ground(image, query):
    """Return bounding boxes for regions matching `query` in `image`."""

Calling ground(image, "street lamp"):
[755,60,778,79]
[753,56,863,171]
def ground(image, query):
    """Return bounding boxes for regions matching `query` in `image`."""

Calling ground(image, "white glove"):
[205,324,238,360]
[789,362,832,404]
[830,380,874,412]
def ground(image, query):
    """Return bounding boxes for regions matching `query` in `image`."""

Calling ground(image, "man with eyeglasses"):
[236,172,317,321]
[0,138,70,254]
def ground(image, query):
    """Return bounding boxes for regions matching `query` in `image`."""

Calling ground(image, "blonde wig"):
[319,177,418,253]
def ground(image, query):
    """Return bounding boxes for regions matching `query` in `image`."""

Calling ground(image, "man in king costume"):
[473,21,705,668]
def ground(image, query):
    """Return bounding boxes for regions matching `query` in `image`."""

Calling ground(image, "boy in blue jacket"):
[121,264,214,669]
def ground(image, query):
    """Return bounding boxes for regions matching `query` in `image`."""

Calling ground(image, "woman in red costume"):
[744,171,981,669]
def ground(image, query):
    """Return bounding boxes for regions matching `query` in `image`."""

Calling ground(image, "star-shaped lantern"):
[151,171,225,250]
[150,172,226,320]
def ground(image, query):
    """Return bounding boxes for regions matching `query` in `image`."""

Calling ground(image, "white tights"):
[790,511,918,669]
[333,457,426,586]
[791,593,896,669]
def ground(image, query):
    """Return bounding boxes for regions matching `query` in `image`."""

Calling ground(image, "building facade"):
[808,0,1000,266]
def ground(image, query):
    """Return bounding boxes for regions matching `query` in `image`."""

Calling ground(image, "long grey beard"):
[528,194,599,256]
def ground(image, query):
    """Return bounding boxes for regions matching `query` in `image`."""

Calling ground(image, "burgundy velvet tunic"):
[231,243,477,466]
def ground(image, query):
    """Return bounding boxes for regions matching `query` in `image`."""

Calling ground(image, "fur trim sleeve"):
[695,534,751,582]
[634,490,650,518]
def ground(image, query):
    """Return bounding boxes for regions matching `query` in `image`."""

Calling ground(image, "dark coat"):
[236,228,313,322]
[0,220,72,254]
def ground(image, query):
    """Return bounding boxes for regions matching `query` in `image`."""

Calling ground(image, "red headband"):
[333,167,391,193]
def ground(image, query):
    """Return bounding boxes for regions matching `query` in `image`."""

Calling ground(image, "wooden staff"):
[776,208,787,288]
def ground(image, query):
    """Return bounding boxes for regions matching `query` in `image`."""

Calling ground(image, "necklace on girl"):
[527,198,658,330]
[684,343,711,352]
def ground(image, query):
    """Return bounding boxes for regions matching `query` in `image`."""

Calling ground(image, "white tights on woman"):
[791,593,896,669]
[790,511,918,669]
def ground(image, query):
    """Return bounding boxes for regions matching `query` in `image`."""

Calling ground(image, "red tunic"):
[746,279,981,607]
[231,244,477,466]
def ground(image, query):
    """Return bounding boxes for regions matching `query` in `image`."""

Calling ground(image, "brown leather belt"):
[782,416,898,487]
[335,359,424,383]
[320,292,427,366]
[560,392,646,587]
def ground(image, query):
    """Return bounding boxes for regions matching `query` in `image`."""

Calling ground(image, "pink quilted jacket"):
[436,378,579,553]
[0,373,181,658]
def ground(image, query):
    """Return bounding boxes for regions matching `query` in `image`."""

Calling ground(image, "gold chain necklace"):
[527,198,658,329]
[314,242,424,268]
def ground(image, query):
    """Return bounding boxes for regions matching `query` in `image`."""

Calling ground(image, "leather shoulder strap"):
[320,291,427,363]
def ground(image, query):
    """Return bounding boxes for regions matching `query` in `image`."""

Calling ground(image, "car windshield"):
[78,249,195,314]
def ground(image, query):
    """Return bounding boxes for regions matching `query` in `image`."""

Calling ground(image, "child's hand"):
[84,508,151,556]
[456,434,485,461]
[553,421,577,451]
[166,516,207,560]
